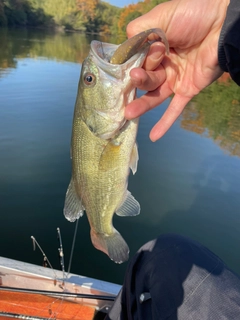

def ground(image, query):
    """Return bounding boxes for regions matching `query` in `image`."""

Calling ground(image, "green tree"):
[123,10,142,27]
[4,0,27,26]
[0,0,7,26]
[0,0,128,33]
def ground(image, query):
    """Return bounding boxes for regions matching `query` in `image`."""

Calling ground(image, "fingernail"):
[150,50,163,61]
[149,43,165,61]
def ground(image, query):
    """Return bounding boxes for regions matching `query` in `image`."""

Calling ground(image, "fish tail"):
[90,228,129,264]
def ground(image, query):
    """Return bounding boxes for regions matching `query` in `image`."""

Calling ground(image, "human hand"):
[125,0,229,141]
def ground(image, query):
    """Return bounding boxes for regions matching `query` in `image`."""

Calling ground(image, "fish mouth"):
[91,41,118,63]
[90,40,150,78]
[90,28,168,77]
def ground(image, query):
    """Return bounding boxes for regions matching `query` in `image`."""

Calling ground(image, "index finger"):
[149,94,192,141]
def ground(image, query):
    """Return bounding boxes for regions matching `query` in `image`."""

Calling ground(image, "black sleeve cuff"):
[218,0,240,85]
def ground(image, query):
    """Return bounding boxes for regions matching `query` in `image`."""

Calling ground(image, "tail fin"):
[90,228,129,264]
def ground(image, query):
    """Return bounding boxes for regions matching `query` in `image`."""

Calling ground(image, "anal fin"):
[116,190,140,217]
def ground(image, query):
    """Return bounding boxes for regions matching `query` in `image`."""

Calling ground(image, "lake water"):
[1,28,240,285]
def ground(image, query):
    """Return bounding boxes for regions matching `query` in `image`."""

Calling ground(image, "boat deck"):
[0,290,98,320]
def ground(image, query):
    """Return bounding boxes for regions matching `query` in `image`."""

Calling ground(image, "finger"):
[143,42,166,71]
[125,82,172,119]
[149,94,192,142]
[130,64,166,92]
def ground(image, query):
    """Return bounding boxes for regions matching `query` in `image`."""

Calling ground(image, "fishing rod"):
[0,286,116,301]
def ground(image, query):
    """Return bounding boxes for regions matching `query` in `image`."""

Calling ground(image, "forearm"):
[218,0,240,85]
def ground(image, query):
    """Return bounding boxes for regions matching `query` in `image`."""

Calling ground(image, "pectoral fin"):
[63,178,84,222]
[116,190,140,217]
[130,142,139,175]
[99,140,121,171]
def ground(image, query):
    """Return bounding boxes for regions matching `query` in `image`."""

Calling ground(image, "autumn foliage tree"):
[118,0,167,35]
[76,0,98,21]
[118,3,142,35]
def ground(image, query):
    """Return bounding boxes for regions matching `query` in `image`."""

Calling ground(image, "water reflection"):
[181,78,240,156]
[0,28,101,76]
[158,153,240,268]
[0,28,122,72]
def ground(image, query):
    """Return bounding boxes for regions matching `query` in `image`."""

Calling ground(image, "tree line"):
[0,0,166,34]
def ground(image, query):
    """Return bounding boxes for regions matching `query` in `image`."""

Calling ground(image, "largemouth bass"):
[64,29,169,263]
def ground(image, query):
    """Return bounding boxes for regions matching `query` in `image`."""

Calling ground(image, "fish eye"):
[83,73,96,86]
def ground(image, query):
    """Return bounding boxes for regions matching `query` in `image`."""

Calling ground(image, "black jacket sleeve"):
[218,0,240,85]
